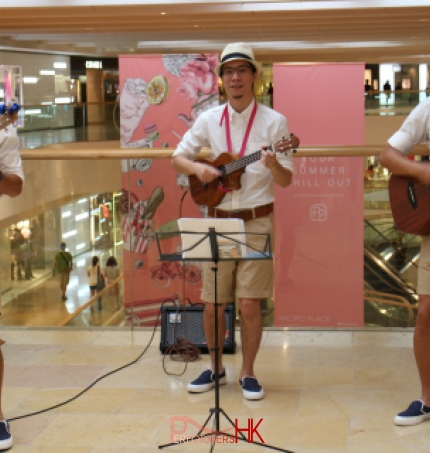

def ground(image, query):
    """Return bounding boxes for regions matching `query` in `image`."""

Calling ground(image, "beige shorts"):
[200,214,274,303]
[418,235,430,294]
[59,272,70,287]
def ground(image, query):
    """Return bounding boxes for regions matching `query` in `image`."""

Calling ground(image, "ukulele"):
[188,145,294,207]
[388,169,430,235]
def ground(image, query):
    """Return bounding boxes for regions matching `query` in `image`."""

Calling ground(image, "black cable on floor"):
[8,186,199,423]
[8,298,179,423]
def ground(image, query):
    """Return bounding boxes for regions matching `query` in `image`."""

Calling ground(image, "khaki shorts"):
[59,272,70,287]
[200,214,274,303]
[418,235,430,294]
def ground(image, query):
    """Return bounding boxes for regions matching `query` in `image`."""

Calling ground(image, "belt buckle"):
[227,209,242,218]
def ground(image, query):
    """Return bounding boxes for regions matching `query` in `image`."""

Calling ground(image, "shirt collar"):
[227,98,256,120]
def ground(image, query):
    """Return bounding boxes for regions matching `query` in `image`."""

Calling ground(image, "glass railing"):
[0,157,126,328]
[0,112,425,330]
[18,102,120,137]
[365,89,430,116]
[15,90,430,140]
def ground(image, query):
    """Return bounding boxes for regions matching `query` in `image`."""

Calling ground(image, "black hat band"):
[221,52,253,63]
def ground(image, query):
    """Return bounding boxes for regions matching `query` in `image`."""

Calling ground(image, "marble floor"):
[1,328,428,452]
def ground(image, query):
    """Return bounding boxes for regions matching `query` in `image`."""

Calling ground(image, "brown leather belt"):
[207,203,273,222]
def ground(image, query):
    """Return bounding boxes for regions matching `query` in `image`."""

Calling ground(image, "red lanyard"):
[220,101,257,158]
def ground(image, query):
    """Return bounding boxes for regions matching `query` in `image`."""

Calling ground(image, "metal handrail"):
[364,289,418,327]
[18,142,430,160]
[59,275,123,326]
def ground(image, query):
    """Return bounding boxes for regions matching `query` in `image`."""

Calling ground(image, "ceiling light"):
[137,40,402,51]
[39,70,55,75]
[24,109,42,115]
[53,62,67,69]
[23,77,38,84]
[55,97,71,104]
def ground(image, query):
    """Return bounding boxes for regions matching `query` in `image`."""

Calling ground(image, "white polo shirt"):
[0,126,24,182]
[388,96,430,155]
[173,99,293,211]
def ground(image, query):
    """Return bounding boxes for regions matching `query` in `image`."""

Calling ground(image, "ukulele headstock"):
[0,103,20,131]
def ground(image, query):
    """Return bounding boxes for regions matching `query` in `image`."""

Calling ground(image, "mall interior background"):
[0,9,428,330]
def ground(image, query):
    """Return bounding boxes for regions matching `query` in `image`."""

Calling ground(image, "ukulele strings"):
[220,144,275,175]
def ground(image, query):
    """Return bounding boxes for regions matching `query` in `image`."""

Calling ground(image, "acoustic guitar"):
[388,170,430,235]
[189,145,294,207]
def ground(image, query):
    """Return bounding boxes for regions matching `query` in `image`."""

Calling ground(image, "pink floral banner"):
[119,54,219,326]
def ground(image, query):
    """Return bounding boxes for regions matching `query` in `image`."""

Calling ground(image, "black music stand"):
[156,226,294,453]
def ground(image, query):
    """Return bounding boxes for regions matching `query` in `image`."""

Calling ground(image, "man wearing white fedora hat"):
[172,42,298,400]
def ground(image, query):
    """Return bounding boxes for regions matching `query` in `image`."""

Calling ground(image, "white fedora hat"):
[214,42,263,77]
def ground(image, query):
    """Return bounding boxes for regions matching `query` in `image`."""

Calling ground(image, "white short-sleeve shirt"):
[388,96,430,155]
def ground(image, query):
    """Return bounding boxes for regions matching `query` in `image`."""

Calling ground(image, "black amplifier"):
[160,304,236,354]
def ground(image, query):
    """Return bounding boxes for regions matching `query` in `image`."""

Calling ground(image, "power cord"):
[159,186,202,376]
[9,149,207,422]
[8,298,177,423]
[162,297,201,377]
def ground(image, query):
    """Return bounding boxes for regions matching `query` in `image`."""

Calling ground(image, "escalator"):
[364,245,417,302]
[364,218,419,326]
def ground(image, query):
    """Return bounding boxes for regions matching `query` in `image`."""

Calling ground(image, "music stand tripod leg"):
[158,234,222,451]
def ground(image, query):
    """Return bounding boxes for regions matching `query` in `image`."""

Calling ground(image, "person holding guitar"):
[379,97,430,426]
[0,104,23,450]
[172,42,299,400]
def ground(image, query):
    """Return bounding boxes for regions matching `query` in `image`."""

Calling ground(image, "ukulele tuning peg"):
[0,103,20,115]
[8,103,20,113]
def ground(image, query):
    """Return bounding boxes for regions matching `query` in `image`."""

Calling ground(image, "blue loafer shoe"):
[188,369,226,393]
[239,376,265,400]
[394,400,430,426]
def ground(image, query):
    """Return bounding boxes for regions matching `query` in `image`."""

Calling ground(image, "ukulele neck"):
[219,145,274,176]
